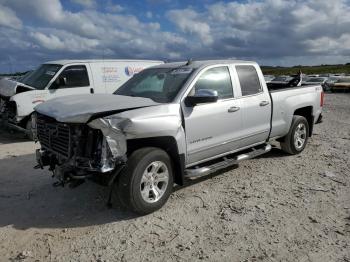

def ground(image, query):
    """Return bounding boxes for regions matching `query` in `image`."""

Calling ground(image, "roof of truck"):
[152,59,257,69]
[44,59,164,65]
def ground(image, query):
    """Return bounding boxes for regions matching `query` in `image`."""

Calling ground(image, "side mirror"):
[58,76,67,86]
[185,89,218,106]
[52,76,67,89]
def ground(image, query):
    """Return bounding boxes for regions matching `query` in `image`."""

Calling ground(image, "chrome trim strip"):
[185,144,271,177]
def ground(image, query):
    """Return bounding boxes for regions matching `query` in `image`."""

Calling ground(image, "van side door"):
[234,65,271,146]
[49,64,93,97]
[182,65,243,166]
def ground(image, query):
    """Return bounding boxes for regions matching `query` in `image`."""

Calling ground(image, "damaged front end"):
[34,113,127,187]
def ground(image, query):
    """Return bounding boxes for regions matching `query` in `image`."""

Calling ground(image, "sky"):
[0,0,350,73]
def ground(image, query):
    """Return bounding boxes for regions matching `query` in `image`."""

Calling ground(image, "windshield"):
[21,64,62,89]
[18,70,34,82]
[114,67,193,103]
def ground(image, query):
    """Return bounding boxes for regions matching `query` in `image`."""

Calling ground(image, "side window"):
[58,65,90,88]
[236,65,262,96]
[194,66,233,99]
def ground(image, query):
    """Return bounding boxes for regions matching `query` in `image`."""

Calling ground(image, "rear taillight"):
[320,91,324,107]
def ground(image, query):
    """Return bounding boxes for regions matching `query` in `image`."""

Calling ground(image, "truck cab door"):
[234,65,271,146]
[182,66,243,166]
[49,64,93,98]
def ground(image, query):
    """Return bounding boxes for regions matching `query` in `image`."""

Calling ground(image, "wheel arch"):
[126,136,185,186]
[293,106,314,137]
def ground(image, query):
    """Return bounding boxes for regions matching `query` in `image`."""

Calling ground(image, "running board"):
[185,144,272,178]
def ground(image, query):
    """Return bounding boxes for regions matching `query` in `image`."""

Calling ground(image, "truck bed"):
[269,84,323,139]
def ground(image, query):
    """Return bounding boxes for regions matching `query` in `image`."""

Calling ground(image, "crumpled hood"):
[0,78,34,97]
[34,94,159,123]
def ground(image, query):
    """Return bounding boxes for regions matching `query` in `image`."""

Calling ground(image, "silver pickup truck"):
[33,60,324,214]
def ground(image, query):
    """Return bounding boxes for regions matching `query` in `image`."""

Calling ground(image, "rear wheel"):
[280,115,309,155]
[114,147,174,215]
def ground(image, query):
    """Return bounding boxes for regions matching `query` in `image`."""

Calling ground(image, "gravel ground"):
[0,93,349,262]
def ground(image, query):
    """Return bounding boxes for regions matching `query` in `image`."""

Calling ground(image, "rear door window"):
[236,65,262,96]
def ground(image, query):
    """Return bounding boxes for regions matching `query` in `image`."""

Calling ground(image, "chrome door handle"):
[260,101,270,106]
[228,106,240,113]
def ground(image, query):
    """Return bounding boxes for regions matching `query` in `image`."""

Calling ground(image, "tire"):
[114,147,174,215]
[280,115,309,155]
[25,118,34,140]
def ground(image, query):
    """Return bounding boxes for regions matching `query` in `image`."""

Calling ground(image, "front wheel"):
[114,147,174,215]
[280,115,309,155]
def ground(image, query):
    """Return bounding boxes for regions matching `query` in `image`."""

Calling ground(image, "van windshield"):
[20,64,62,90]
[114,67,193,103]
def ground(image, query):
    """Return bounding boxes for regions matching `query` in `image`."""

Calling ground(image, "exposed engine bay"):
[34,113,126,186]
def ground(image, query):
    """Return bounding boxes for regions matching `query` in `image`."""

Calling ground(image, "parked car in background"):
[326,76,341,84]
[269,75,293,83]
[267,75,295,89]
[324,76,341,91]
[33,59,323,214]
[303,77,328,90]
[330,77,350,92]
[0,59,163,138]
[307,74,319,78]
[264,75,275,83]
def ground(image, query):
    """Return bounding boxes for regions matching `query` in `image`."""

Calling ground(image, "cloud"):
[105,1,124,13]
[0,4,22,29]
[30,31,99,52]
[305,34,350,56]
[167,9,213,45]
[0,0,350,72]
[166,0,350,65]
[71,0,96,8]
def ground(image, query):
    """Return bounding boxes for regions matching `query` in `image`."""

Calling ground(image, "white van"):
[0,59,163,136]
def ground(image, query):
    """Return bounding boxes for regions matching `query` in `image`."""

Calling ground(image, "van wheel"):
[114,147,174,215]
[280,115,309,155]
[25,119,33,140]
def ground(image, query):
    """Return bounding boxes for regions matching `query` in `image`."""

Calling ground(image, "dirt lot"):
[0,93,349,262]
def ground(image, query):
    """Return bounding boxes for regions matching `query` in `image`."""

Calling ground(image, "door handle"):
[259,101,269,106]
[228,106,240,113]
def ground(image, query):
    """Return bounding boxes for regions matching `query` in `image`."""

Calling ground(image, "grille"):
[37,114,71,157]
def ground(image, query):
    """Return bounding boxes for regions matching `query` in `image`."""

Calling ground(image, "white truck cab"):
[0,59,163,135]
